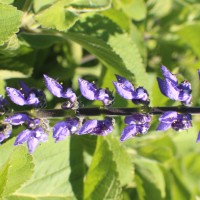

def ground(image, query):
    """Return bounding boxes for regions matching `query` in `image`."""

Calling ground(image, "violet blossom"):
[79,117,114,136]
[156,111,192,131]
[157,65,192,105]
[44,74,77,108]
[120,114,151,142]
[113,75,149,105]
[78,78,114,106]
[53,118,80,142]
[6,81,46,107]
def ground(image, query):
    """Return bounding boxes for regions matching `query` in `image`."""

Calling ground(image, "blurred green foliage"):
[0,0,200,199]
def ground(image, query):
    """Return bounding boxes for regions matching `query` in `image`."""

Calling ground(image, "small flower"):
[44,74,77,108]
[53,118,79,142]
[113,75,149,105]
[156,111,192,131]
[120,114,151,142]
[79,117,114,136]
[5,113,31,125]
[0,124,12,143]
[14,127,48,154]
[196,131,200,143]
[6,81,46,107]
[78,78,114,106]
[157,65,192,105]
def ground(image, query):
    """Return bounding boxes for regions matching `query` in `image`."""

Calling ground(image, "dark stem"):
[12,106,200,118]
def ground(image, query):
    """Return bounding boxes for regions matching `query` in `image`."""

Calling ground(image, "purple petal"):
[5,113,30,125]
[158,111,178,123]
[113,81,134,99]
[133,87,149,101]
[161,65,178,84]
[63,88,76,102]
[79,120,97,135]
[115,75,134,89]
[43,74,63,97]
[0,133,5,143]
[6,87,26,106]
[53,121,70,142]
[19,81,31,97]
[156,122,171,131]
[196,131,200,143]
[14,129,32,145]
[78,78,96,100]
[198,69,200,80]
[120,125,137,142]
[157,78,179,100]
[27,137,39,154]
[95,88,114,106]
[125,114,151,125]
[26,92,40,106]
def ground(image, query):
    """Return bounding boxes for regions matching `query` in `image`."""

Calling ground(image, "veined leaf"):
[0,3,23,45]
[84,137,122,200]
[36,1,79,31]
[9,137,84,199]
[0,147,34,198]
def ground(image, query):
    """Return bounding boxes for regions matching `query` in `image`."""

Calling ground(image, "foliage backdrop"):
[0,0,200,199]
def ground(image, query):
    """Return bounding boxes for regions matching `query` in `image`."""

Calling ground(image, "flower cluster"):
[0,66,199,153]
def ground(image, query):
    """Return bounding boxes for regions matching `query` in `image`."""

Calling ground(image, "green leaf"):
[177,23,200,57]
[135,158,166,200]
[106,136,134,186]
[71,0,111,10]
[36,1,79,31]
[84,137,122,200]
[68,14,149,88]
[0,0,14,4]
[0,3,23,45]
[120,0,146,21]
[10,137,84,199]
[0,147,34,198]
[19,32,64,49]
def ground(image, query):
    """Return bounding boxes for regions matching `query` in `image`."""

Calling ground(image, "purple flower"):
[0,124,12,143]
[196,131,200,143]
[53,118,79,142]
[156,111,192,131]
[157,65,192,105]
[79,118,114,136]
[198,69,200,80]
[5,113,31,125]
[120,114,151,141]
[78,78,114,106]
[14,127,48,154]
[44,75,76,108]
[113,75,149,105]
[6,81,46,107]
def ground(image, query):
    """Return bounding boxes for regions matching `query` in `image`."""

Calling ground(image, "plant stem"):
[14,106,200,118]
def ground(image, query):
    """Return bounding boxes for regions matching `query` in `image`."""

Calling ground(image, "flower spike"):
[157,65,192,105]
[78,78,114,106]
[113,74,149,105]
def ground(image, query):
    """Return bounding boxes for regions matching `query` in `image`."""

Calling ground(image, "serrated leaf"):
[0,147,34,198]
[0,3,23,45]
[84,137,122,200]
[36,1,79,31]
[10,137,84,199]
